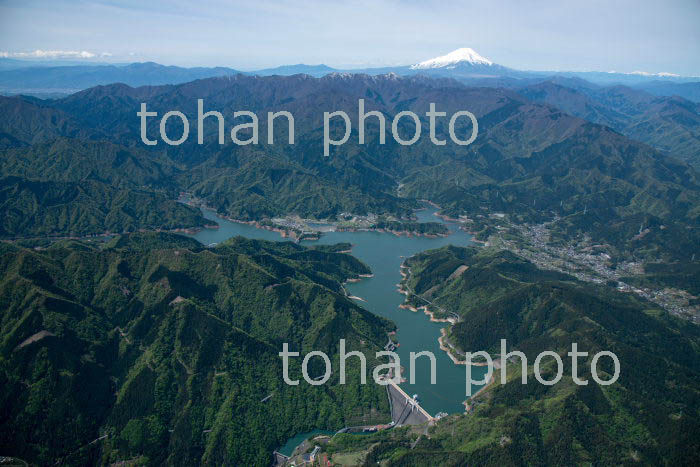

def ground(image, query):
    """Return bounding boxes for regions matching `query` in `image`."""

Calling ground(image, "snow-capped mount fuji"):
[399,47,518,79]
[411,48,493,69]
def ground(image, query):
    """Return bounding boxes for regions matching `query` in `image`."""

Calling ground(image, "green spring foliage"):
[0,233,393,465]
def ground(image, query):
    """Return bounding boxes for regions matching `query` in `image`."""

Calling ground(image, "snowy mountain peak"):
[411,48,493,69]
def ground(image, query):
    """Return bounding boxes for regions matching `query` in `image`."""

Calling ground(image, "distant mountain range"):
[1,48,699,101]
[0,61,240,95]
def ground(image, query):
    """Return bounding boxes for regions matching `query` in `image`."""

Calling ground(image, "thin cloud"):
[0,49,98,59]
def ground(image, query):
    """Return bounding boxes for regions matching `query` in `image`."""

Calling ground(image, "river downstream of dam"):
[188,205,487,416]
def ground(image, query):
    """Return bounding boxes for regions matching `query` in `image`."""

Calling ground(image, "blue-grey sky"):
[1,0,699,75]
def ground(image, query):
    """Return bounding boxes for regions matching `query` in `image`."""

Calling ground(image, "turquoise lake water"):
[187,206,487,416]
[276,430,334,457]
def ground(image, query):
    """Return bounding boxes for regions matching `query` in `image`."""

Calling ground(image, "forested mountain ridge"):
[0,95,209,238]
[0,176,207,238]
[0,94,96,145]
[1,73,698,281]
[0,137,182,189]
[518,80,700,168]
[0,233,393,465]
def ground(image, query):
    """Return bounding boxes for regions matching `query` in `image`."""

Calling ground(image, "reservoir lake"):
[188,206,487,417]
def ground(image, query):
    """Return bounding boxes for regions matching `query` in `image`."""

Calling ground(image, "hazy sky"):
[1,0,699,75]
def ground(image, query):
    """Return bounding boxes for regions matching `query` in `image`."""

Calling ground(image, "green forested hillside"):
[0,233,393,465]
[187,157,416,220]
[0,137,183,189]
[403,122,700,262]
[0,176,207,238]
[518,81,700,169]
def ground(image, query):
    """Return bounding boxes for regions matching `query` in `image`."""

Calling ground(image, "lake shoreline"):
[181,193,452,240]
[187,199,479,415]
[398,259,500,411]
